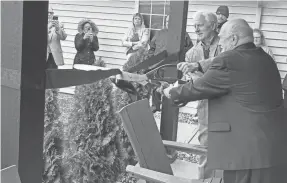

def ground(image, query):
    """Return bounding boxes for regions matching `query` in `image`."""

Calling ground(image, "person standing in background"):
[47,7,67,69]
[73,19,99,65]
[215,5,229,34]
[121,13,150,71]
[253,28,275,60]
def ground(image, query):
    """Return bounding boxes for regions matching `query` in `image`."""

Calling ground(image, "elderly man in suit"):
[47,7,67,69]
[162,18,287,183]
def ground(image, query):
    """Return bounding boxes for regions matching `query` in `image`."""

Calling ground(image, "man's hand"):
[83,32,90,40]
[163,85,174,99]
[177,62,199,74]
[155,82,174,99]
[156,82,170,95]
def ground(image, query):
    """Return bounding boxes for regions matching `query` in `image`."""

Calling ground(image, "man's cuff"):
[169,86,181,101]
[197,62,203,73]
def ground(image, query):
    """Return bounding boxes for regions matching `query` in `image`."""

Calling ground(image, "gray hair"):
[193,11,218,28]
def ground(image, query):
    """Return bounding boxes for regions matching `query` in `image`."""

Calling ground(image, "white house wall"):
[260,1,287,83]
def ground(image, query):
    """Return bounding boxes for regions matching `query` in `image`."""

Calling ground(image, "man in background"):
[163,18,287,183]
[47,7,67,69]
[215,5,229,33]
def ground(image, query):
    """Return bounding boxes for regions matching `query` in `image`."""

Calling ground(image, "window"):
[139,0,170,40]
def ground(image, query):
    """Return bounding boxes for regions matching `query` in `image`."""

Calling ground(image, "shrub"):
[43,89,65,183]
[63,58,127,183]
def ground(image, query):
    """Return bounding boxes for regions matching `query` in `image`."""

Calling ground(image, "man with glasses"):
[47,7,67,69]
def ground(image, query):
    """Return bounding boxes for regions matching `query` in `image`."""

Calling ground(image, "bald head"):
[221,19,253,43]
[219,19,254,52]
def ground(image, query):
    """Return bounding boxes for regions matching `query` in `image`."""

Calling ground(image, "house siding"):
[260,2,287,83]
[51,1,287,114]
[50,1,135,69]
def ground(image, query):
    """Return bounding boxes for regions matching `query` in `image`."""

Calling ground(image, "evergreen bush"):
[43,89,65,183]
[63,58,128,183]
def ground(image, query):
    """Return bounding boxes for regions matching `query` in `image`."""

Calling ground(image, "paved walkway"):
[154,118,199,144]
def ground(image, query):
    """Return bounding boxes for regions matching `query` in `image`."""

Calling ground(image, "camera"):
[52,15,58,20]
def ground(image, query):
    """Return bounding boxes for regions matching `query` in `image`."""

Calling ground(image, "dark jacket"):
[170,43,287,170]
[74,33,99,65]
[283,74,287,108]
[216,21,227,34]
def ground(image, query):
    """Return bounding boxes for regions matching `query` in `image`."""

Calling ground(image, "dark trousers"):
[151,91,161,110]
[46,53,58,69]
[223,165,287,183]
[284,90,287,108]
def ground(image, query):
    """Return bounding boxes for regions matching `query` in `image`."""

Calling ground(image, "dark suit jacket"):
[283,74,287,91]
[283,74,287,110]
[170,43,287,170]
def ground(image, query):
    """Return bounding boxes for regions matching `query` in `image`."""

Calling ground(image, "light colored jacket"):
[184,35,221,126]
[47,23,67,66]
[122,13,149,55]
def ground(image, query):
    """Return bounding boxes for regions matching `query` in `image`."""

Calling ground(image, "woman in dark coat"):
[74,19,99,65]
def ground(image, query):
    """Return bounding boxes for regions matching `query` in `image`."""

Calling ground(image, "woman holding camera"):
[74,19,99,65]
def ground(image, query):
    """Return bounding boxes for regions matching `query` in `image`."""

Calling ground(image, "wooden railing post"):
[160,0,189,161]
[18,2,48,183]
[254,0,263,29]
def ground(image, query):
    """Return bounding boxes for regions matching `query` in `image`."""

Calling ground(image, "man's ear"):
[232,35,239,46]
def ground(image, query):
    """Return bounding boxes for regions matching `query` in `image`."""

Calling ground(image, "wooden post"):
[19,2,48,183]
[160,1,189,161]
[254,0,263,29]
